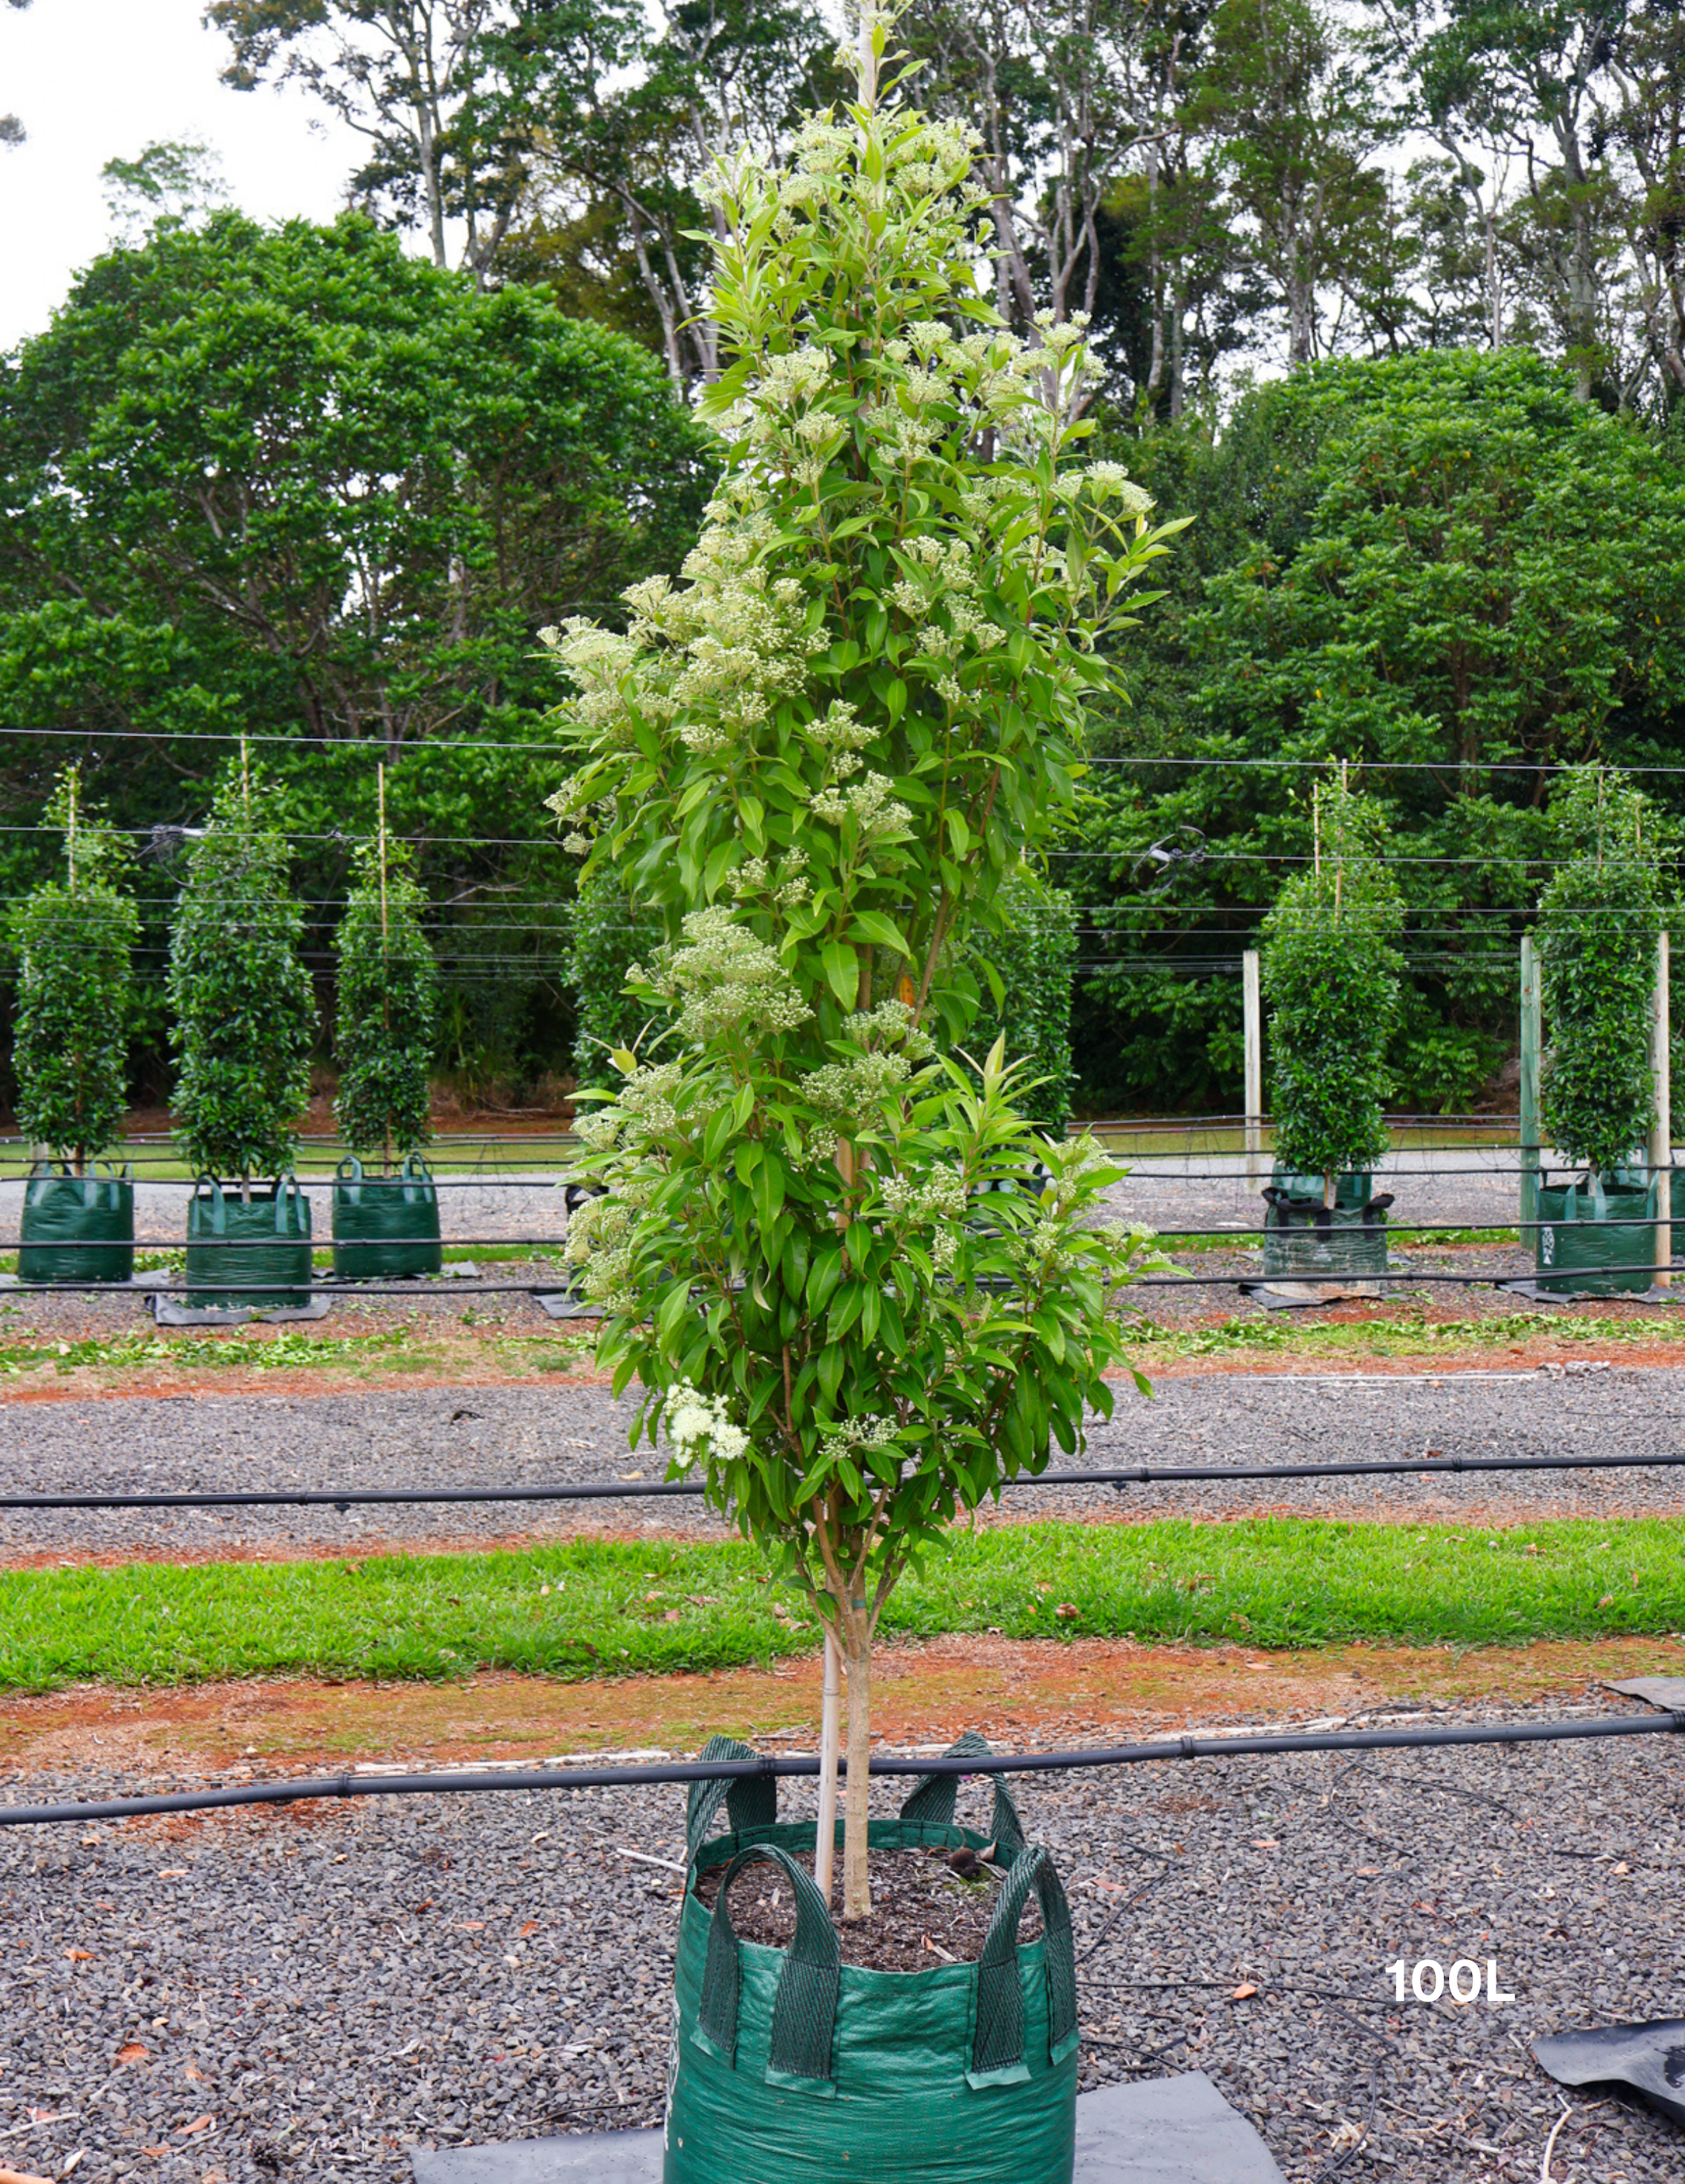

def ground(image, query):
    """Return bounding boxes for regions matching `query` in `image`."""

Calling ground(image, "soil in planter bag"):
[1534,1171,1660,1296]
[331,1154,442,1279]
[18,1162,134,1284]
[185,1176,312,1308]
[665,1734,1077,2184]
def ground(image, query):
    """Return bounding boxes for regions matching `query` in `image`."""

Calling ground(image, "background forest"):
[6,0,1685,1119]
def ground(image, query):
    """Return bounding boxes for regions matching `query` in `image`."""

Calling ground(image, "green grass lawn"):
[3,1517,1680,1693]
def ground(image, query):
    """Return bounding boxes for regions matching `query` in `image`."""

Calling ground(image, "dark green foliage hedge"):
[567,862,666,1088]
[1260,788,1404,1189]
[166,765,316,1181]
[1538,771,1663,1172]
[8,768,136,1166]
[334,836,438,1165]
[966,873,1078,1132]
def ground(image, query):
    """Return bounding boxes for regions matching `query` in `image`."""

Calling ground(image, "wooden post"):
[814,1628,842,1906]
[1520,934,1541,1237]
[1652,931,1672,1286]
[1243,948,1263,1185]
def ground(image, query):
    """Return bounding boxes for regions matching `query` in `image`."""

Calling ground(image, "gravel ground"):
[5,1365,1685,1563]
[0,1693,1679,2182]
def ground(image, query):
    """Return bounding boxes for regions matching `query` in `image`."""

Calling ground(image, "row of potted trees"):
[11,759,441,1300]
[1254,765,1677,1296]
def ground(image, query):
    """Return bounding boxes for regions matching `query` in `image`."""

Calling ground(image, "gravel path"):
[3,1366,1683,1562]
[1,1692,1679,2182]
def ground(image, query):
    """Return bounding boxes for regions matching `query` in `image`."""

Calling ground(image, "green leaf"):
[821,938,859,1007]
[849,911,912,954]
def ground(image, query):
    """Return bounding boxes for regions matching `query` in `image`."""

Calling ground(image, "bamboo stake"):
[379,762,392,1178]
[1653,931,1672,1288]
[815,1628,842,1906]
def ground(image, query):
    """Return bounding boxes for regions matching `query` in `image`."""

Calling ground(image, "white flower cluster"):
[646,908,812,1046]
[808,770,912,838]
[560,1188,636,1313]
[842,998,934,1060]
[732,846,812,909]
[875,1163,966,1221]
[801,1047,914,1126]
[816,1411,902,1468]
[664,1380,751,1465]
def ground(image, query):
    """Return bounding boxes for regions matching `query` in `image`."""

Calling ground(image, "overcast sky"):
[1,0,367,349]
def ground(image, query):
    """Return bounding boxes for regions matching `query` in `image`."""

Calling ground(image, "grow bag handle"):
[27,1159,133,1188]
[695,1842,839,2092]
[191,1175,306,1233]
[336,1154,434,1192]
[685,1735,778,1865]
[898,1729,1027,1859]
[969,1845,1079,2087]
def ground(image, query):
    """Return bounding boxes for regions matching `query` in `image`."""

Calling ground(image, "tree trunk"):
[842,1613,873,1921]
[1324,1169,1336,1212]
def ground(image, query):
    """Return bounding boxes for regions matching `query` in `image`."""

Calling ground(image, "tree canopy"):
[0,210,715,1099]
[1071,348,1685,1113]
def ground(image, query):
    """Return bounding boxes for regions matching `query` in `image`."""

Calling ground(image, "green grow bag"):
[666,1738,1077,2184]
[18,1163,134,1285]
[331,1154,442,1279]
[185,1176,312,1308]
[1261,1174,1389,1285]
[1535,1172,1660,1296]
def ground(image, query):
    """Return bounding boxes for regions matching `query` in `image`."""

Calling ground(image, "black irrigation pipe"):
[17,1445,1685,1513]
[0,1220,1639,1247]
[3,1711,1681,1831]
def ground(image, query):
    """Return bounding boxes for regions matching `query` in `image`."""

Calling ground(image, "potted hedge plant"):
[331,777,443,1278]
[9,766,139,1285]
[1257,777,1404,1286]
[546,20,1173,2178]
[1536,767,1664,1295]
[166,755,317,1308]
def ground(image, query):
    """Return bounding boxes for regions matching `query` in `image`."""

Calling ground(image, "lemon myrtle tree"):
[546,20,1177,1920]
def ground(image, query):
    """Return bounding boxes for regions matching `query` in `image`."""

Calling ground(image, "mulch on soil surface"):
[695,1841,1041,1971]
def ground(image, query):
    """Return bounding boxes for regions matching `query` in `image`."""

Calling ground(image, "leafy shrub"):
[334,833,438,1166]
[8,766,137,1168]
[1260,782,1404,1198]
[166,762,316,1182]
[1538,769,1663,1173]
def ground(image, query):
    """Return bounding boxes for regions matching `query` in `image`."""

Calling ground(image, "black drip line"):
[1,1711,1679,1831]
[15,1443,1685,1512]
